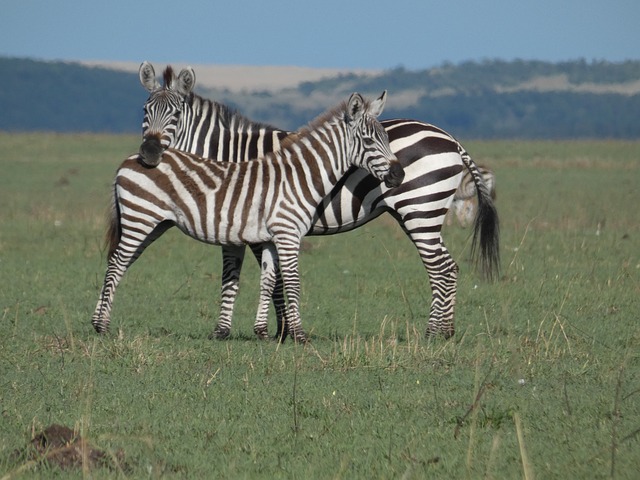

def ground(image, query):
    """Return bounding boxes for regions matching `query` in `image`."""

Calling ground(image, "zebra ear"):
[175,66,196,97]
[139,61,160,92]
[368,91,387,118]
[347,93,365,122]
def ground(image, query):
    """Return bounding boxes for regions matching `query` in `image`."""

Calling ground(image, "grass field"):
[1,133,639,479]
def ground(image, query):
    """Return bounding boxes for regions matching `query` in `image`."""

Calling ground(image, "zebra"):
[446,166,497,228]
[137,62,500,339]
[91,92,404,343]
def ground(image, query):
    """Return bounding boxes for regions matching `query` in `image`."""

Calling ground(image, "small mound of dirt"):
[14,424,125,472]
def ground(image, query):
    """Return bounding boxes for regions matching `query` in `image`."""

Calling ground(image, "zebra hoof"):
[91,320,108,335]
[254,327,270,340]
[291,331,308,345]
[425,326,455,339]
[210,326,230,340]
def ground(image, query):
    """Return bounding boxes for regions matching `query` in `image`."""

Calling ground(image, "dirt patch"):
[11,424,126,473]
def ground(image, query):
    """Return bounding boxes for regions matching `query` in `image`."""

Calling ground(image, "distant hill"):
[0,57,143,133]
[2,56,640,138]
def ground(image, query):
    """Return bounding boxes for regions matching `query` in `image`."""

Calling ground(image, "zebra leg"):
[91,251,128,333]
[252,243,278,339]
[272,269,288,342]
[91,230,163,333]
[246,244,288,341]
[414,238,459,338]
[273,237,307,344]
[211,245,246,339]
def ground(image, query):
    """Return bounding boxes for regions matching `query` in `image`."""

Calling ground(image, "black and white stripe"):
[92,92,403,343]
[136,62,500,339]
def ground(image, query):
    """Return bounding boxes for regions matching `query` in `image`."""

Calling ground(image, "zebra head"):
[346,92,404,188]
[138,61,195,166]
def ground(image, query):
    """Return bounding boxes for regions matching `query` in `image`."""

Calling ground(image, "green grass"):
[1,133,639,479]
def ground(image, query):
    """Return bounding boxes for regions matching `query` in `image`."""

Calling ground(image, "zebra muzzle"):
[384,161,405,188]
[139,136,165,167]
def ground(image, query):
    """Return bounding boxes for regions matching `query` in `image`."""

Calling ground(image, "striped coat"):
[92,92,404,342]
[136,63,500,339]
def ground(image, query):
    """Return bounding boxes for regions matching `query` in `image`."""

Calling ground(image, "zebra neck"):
[277,125,351,205]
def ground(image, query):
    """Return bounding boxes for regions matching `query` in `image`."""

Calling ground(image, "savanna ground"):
[0,133,638,479]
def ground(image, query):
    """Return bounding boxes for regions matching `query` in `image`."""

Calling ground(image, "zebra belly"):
[193,201,273,246]
[172,217,272,246]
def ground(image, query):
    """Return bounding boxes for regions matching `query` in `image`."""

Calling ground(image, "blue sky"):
[2,0,638,70]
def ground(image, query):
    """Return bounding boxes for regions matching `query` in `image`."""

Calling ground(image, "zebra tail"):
[458,145,500,281]
[104,185,121,259]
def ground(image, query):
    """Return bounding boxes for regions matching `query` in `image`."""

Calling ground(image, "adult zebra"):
[91,92,404,343]
[137,62,499,340]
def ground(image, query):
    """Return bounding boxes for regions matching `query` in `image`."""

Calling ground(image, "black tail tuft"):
[104,186,121,259]
[458,145,500,281]
[471,191,500,281]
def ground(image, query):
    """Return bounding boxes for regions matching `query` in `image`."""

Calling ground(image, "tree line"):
[2,56,639,138]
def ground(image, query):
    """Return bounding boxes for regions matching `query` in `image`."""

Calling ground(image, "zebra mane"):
[280,99,355,150]
[162,66,175,88]
[190,87,282,133]
[212,100,259,131]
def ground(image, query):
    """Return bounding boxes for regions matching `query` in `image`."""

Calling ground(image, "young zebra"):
[446,166,497,228]
[91,92,404,343]
[137,62,500,340]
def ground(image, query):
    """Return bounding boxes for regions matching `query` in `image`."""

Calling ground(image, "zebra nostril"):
[384,161,405,188]
[139,137,164,166]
